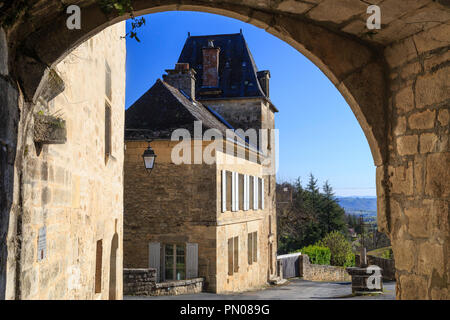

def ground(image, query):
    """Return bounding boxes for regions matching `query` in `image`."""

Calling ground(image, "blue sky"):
[125,11,376,197]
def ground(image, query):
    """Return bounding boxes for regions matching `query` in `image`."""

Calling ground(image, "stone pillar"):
[383,23,449,300]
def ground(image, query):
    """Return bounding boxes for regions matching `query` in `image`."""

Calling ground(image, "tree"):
[277,176,350,254]
[318,180,347,237]
[318,231,355,267]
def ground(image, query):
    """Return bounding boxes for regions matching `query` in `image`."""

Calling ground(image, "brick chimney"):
[163,63,197,100]
[202,40,220,87]
[257,70,270,97]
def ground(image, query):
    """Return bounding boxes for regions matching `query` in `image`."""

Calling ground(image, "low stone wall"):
[123,268,204,296]
[123,268,157,296]
[356,254,396,281]
[152,278,204,296]
[299,255,351,282]
[277,252,302,279]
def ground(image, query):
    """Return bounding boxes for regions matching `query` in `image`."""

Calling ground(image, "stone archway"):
[0,0,448,300]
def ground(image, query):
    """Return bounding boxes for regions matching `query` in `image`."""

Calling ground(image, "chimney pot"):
[163,63,197,100]
[202,41,220,87]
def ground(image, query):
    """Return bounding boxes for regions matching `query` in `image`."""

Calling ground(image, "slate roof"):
[125,79,231,140]
[177,32,268,100]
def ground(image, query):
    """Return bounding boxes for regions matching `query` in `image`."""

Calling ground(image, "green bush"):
[317,231,355,267]
[381,248,393,259]
[297,245,331,265]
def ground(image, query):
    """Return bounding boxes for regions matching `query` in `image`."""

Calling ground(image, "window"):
[105,102,112,159]
[238,174,244,210]
[222,170,227,212]
[249,176,254,210]
[244,175,249,211]
[269,215,272,235]
[105,61,112,102]
[164,244,186,281]
[95,240,103,293]
[253,176,258,210]
[228,236,239,275]
[248,232,257,264]
[258,178,263,209]
[226,171,232,211]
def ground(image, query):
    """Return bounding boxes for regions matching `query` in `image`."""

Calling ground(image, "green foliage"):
[317,231,355,267]
[381,248,392,259]
[277,175,349,255]
[99,0,146,42]
[297,245,330,265]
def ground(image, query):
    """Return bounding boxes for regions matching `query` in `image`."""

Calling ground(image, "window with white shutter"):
[186,243,198,279]
[149,242,161,282]
[235,172,239,211]
[226,171,232,211]
[238,174,244,211]
[222,170,226,212]
[231,172,236,211]
[244,175,249,211]
[261,177,265,210]
[253,176,258,210]
[249,176,254,210]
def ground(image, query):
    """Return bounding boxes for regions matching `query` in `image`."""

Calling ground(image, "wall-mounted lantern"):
[142,140,157,174]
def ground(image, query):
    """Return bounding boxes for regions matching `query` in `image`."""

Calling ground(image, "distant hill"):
[336,196,377,216]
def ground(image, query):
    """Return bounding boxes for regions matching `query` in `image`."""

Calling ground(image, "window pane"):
[239,174,244,210]
[253,232,258,262]
[248,233,252,265]
[233,237,239,273]
[228,238,233,275]
[226,171,232,211]
[176,253,186,280]
[165,244,174,280]
[249,177,254,210]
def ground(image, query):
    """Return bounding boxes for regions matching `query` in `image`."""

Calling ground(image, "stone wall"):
[356,254,396,281]
[152,278,204,296]
[123,268,156,296]
[124,141,218,291]
[4,23,126,300]
[299,255,351,282]
[382,22,449,300]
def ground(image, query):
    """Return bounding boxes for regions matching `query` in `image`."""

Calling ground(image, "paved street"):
[125,279,396,300]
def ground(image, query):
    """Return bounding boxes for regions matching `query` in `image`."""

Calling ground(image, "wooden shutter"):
[186,243,198,279]
[95,240,103,293]
[149,242,161,282]
[253,232,258,262]
[233,236,239,273]
[248,233,253,265]
[222,170,227,212]
[105,103,112,158]
[228,238,233,275]
[261,178,265,210]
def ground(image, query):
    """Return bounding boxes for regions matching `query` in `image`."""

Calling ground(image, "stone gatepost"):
[346,265,383,295]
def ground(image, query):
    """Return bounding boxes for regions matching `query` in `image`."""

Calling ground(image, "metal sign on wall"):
[37,227,47,261]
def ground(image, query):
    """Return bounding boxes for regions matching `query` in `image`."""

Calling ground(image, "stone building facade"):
[124,33,278,293]
[0,23,126,299]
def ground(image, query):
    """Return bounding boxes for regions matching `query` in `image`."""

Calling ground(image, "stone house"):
[123,32,278,293]
[3,23,126,299]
